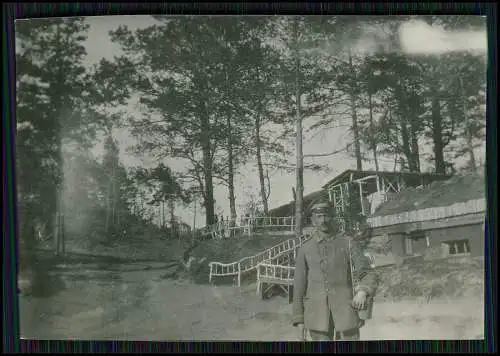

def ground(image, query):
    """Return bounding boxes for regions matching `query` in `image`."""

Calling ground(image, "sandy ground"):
[19,267,484,341]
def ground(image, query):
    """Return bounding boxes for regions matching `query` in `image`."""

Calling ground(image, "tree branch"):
[303,143,351,158]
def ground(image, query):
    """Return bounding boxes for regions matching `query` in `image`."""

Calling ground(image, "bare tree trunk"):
[409,87,421,173]
[399,118,413,172]
[265,170,271,208]
[255,113,269,215]
[394,83,418,173]
[409,120,421,173]
[161,200,165,229]
[200,106,215,226]
[169,199,176,239]
[226,114,237,236]
[105,183,111,234]
[111,160,116,229]
[347,48,363,171]
[116,203,121,227]
[459,77,477,171]
[465,125,477,171]
[293,17,304,238]
[388,103,401,172]
[192,198,197,239]
[53,23,65,255]
[393,94,413,172]
[60,213,65,254]
[53,211,60,254]
[368,92,379,172]
[430,84,446,174]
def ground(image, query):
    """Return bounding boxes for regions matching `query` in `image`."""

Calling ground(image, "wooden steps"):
[208,234,310,285]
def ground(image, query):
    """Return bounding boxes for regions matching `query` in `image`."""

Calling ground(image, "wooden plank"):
[264,284,274,295]
[258,277,294,285]
[278,285,287,294]
[371,212,484,235]
[259,282,266,299]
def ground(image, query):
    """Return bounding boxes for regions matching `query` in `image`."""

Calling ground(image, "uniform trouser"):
[308,312,360,341]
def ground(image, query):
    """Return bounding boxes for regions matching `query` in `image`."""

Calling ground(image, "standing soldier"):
[292,202,378,341]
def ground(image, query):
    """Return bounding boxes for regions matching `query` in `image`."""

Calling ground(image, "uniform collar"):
[314,229,345,242]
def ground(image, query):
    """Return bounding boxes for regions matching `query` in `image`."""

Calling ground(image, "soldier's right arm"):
[292,246,307,326]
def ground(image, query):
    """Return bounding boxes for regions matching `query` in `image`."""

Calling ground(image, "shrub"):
[375,257,484,301]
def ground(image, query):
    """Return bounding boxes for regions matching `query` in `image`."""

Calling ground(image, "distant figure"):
[292,202,378,341]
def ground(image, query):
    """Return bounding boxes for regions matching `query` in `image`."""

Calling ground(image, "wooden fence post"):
[53,212,65,255]
[237,263,241,287]
[61,213,65,254]
[247,218,251,236]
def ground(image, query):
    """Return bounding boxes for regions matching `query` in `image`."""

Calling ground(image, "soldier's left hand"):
[352,290,367,310]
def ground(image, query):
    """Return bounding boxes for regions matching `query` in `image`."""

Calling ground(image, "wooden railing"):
[208,234,310,286]
[256,263,296,298]
[194,215,297,240]
[265,249,294,266]
[250,216,296,229]
[257,263,295,282]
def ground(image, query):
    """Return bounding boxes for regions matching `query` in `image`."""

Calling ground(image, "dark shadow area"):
[20,262,66,299]
[260,284,290,300]
[35,248,163,264]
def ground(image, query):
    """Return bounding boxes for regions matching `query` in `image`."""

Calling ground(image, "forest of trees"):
[16,15,486,257]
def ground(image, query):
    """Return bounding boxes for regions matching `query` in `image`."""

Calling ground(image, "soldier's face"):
[312,212,329,231]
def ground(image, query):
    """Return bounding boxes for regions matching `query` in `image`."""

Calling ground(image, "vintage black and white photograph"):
[16,15,487,340]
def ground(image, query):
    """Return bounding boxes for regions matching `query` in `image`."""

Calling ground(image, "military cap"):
[311,201,329,214]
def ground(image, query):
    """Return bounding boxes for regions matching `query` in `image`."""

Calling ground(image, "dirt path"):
[20,266,484,341]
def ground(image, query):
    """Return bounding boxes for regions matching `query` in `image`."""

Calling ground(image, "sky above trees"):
[16,15,487,229]
[76,15,487,225]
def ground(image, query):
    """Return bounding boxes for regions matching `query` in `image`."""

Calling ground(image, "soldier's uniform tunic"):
[292,228,377,341]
